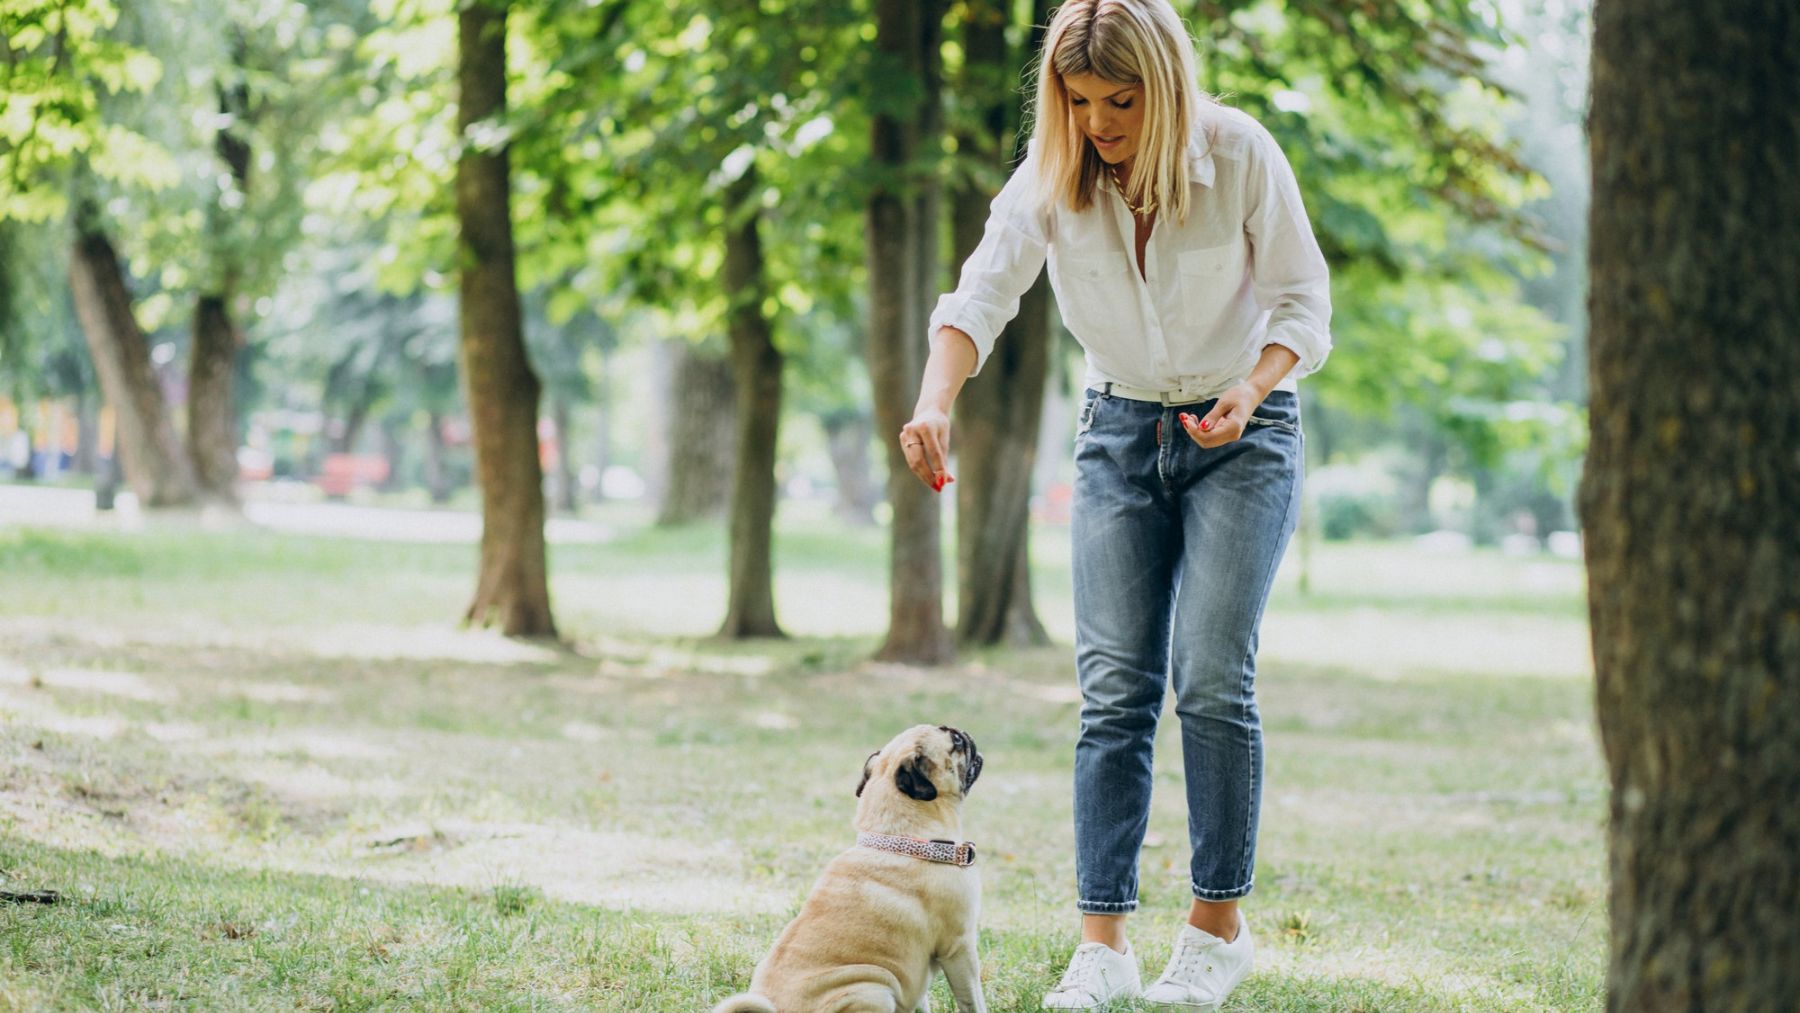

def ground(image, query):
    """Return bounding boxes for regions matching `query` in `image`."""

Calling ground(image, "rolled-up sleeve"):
[1244,127,1332,379]
[926,147,1051,376]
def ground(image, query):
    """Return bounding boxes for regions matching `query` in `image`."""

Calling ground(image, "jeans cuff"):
[1192,879,1254,901]
[1077,898,1139,914]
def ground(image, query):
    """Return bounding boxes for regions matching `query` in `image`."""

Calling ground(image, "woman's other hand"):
[1179,382,1265,448]
[900,409,955,493]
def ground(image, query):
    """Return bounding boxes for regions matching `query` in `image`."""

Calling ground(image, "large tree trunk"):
[187,67,253,507]
[456,0,556,638]
[655,342,736,526]
[188,295,241,503]
[957,275,1052,645]
[718,168,785,639]
[67,212,198,509]
[953,0,1051,647]
[867,0,953,665]
[1584,2,1799,1008]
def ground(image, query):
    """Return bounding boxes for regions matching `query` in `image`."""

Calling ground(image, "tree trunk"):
[591,342,612,503]
[456,0,556,638]
[1584,2,1799,1008]
[953,0,1051,647]
[718,168,786,639]
[74,387,98,475]
[551,392,579,513]
[823,411,879,525]
[67,212,198,508]
[424,409,452,504]
[957,276,1052,645]
[655,342,736,526]
[188,295,241,504]
[378,414,407,492]
[868,0,953,664]
[187,67,253,507]
[326,358,381,455]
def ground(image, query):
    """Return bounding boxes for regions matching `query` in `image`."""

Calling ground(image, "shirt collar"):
[1186,115,1215,188]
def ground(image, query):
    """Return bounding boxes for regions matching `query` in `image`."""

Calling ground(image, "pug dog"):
[711,724,987,1013]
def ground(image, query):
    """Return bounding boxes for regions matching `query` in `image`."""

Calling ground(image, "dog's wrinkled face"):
[856,724,983,803]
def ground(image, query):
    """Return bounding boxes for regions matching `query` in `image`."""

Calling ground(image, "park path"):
[0,482,613,545]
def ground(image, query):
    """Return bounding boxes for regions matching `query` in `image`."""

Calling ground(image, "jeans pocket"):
[1244,413,1298,435]
[1075,394,1101,452]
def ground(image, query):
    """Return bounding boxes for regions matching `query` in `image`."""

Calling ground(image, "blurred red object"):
[317,454,389,497]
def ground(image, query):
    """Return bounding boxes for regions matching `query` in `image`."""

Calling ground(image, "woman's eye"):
[1112,100,1133,110]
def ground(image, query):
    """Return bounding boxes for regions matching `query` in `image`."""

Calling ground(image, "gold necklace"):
[1110,163,1155,216]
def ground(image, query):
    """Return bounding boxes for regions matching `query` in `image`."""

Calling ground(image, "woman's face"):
[1063,72,1145,167]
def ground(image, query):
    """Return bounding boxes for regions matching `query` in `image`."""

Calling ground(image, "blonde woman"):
[901,0,1331,1008]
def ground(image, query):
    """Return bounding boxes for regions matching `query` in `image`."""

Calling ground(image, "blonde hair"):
[1025,0,1209,224]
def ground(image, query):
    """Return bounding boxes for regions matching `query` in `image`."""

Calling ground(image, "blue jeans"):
[1070,387,1303,912]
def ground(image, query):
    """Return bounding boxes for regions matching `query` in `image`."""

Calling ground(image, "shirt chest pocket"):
[1053,252,1134,338]
[1177,242,1247,323]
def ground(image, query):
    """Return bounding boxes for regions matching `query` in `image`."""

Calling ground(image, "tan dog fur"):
[711,724,987,1013]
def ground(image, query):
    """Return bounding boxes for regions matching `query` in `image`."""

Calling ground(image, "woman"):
[900,1,1330,1008]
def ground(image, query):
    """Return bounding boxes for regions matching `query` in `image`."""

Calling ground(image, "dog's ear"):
[855,750,880,797]
[894,751,939,802]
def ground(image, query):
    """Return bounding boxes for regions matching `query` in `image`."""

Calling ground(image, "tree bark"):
[953,0,1051,647]
[188,295,241,503]
[187,67,254,507]
[868,0,953,664]
[1584,2,1799,1008]
[457,0,556,638]
[67,212,198,508]
[718,168,786,639]
[655,342,736,526]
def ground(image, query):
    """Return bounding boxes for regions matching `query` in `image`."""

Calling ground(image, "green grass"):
[0,509,1604,1010]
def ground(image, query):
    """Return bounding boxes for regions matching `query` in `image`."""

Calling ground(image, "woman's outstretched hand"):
[1179,382,1265,448]
[900,408,956,493]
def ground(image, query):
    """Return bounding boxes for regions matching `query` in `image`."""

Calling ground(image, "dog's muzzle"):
[941,725,983,793]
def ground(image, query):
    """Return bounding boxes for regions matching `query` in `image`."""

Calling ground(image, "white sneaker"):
[1142,917,1255,1010]
[1042,941,1143,1009]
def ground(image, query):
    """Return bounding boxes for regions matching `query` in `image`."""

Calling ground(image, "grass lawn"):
[0,503,1605,1011]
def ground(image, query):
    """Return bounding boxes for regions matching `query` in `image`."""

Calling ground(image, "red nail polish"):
[1201,420,1211,431]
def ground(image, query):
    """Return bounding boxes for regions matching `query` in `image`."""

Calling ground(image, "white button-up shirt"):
[928,104,1331,397]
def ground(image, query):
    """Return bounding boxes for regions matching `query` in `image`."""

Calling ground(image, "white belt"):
[1098,378,1243,406]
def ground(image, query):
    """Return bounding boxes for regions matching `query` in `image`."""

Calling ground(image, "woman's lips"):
[1092,134,1124,149]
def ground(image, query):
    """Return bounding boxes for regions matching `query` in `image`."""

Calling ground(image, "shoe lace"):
[1054,945,1110,998]
[1169,934,1223,981]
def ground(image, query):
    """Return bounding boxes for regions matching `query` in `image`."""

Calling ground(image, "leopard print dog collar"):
[856,831,978,867]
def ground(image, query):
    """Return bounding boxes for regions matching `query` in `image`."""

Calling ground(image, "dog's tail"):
[709,994,778,1013]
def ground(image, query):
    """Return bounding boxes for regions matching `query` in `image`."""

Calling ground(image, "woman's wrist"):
[1244,343,1300,400]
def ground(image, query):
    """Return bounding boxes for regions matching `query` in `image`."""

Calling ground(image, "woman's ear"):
[894,751,939,802]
